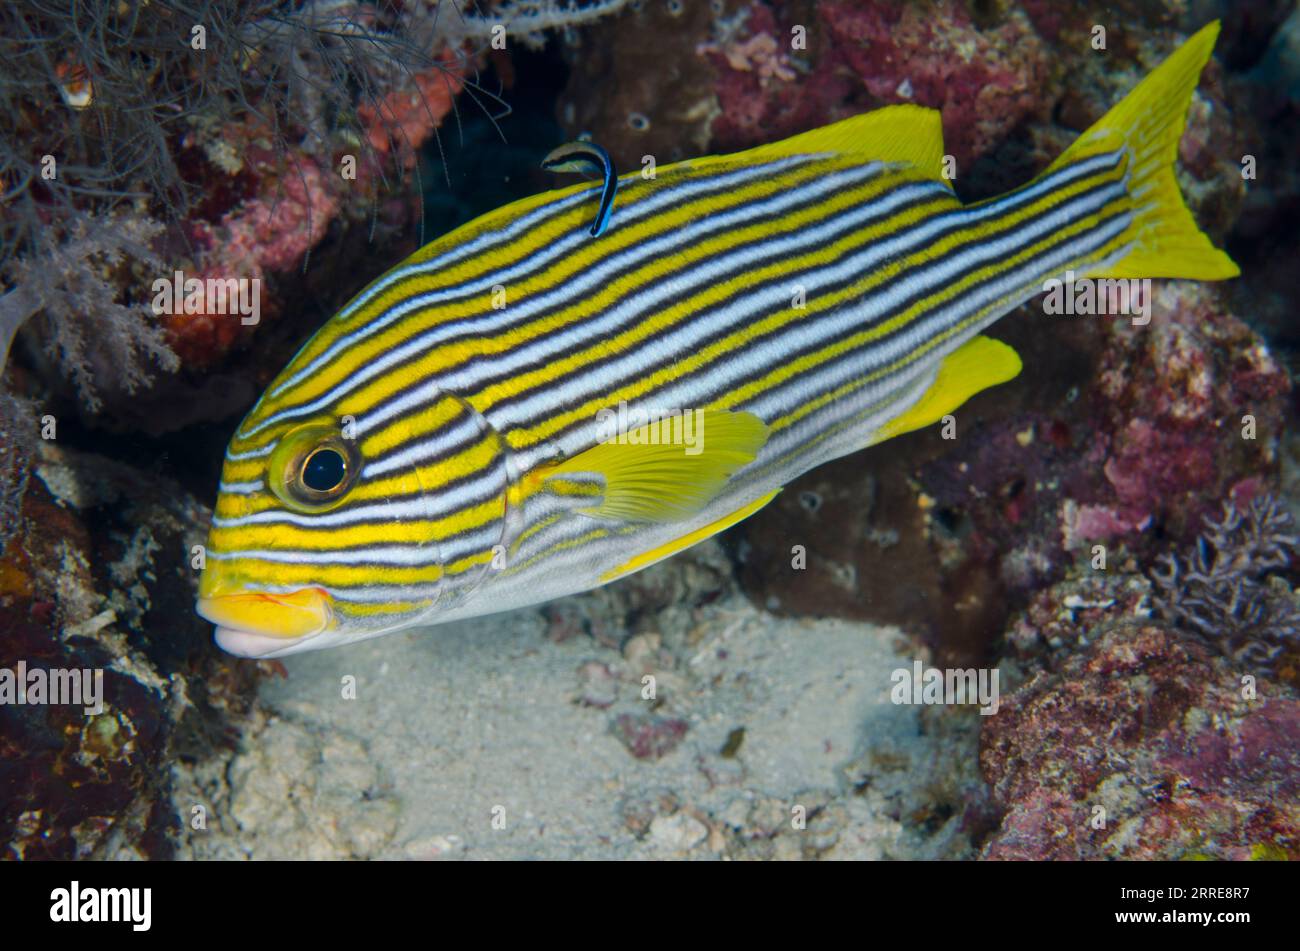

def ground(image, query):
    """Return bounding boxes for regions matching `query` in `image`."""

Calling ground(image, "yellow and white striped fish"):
[198,23,1237,657]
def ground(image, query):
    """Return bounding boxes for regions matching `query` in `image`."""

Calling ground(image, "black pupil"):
[302,449,345,492]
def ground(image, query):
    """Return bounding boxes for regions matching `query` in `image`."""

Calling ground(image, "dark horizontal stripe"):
[738,207,1133,424]
[268,156,841,416]
[492,164,1128,435]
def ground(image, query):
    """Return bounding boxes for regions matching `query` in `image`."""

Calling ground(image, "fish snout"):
[196,581,333,658]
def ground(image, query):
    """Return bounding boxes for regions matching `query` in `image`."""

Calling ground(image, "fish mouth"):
[196,587,332,658]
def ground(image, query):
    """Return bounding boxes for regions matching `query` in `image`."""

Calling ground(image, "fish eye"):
[267,424,359,511]
[302,447,346,492]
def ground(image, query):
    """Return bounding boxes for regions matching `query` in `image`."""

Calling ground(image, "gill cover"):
[331,387,514,639]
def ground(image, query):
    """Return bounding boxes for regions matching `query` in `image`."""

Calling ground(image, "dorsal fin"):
[702,105,949,184]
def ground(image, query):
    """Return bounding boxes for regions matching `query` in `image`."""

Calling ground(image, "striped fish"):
[198,23,1238,657]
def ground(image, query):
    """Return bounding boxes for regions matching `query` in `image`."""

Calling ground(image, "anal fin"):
[600,489,780,583]
[874,335,1022,444]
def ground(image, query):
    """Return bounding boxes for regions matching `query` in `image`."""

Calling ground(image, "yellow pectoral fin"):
[601,489,781,583]
[874,335,1023,443]
[541,409,770,523]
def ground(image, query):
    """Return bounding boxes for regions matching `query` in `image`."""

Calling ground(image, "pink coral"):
[1060,500,1148,550]
[357,59,466,170]
[821,0,1050,164]
[1084,282,1291,545]
[981,625,1300,860]
[164,149,342,366]
[219,158,340,275]
[698,30,796,83]
[161,59,462,367]
[704,0,1052,169]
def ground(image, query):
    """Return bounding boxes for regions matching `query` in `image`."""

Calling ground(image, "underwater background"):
[1,0,1298,860]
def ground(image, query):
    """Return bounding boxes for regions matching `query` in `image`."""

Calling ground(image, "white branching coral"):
[1151,496,1300,666]
[3,212,179,413]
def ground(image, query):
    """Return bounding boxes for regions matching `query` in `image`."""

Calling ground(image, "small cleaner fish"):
[199,23,1238,657]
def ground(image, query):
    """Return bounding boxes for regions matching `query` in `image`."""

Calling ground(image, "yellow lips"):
[195,587,332,639]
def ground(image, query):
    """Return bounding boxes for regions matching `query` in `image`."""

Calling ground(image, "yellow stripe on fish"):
[199,23,1239,658]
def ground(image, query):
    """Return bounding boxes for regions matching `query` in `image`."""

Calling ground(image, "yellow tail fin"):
[1050,20,1239,280]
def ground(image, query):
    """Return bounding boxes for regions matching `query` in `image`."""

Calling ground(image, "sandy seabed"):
[174,543,983,860]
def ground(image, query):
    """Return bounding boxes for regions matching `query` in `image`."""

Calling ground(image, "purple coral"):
[980,624,1300,860]
[611,712,690,761]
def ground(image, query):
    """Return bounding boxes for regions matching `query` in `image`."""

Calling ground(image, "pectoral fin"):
[535,409,770,523]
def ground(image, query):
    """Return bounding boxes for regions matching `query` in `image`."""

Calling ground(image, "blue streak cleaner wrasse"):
[199,23,1238,657]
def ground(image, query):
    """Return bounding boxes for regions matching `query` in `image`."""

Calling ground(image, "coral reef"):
[980,485,1300,860]
[708,0,1052,173]
[1,0,1297,864]
[1084,282,1290,545]
[0,439,261,859]
[1151,495,1300,666]
[979,623,1300,860]
[0,0,456,417]
[2,212,175,412]
[0,0,631,419]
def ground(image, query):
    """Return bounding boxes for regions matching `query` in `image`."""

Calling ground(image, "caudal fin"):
[1049,20,1239,280]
